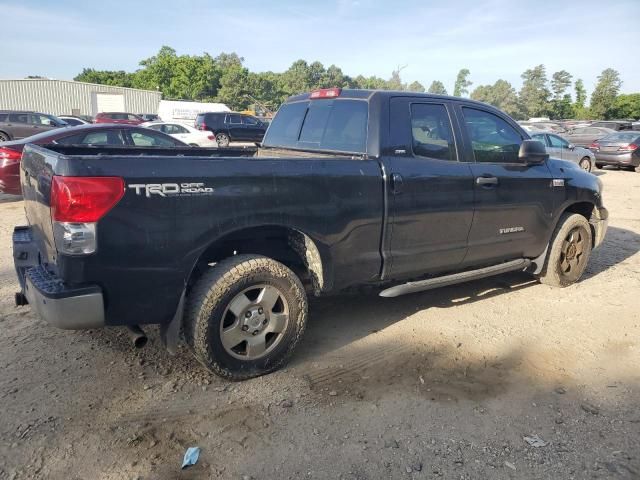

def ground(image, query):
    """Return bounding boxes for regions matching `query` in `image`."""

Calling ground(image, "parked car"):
[590,120,633,131]
[58,115,91,126]
[143,121,218,147]
[139,114,161,122]
[591,131,640,170]
[0,124,187,195]
[13,88,607,380]
[530,132,595,171]
[0,110,67,141]
[195,112,268,146]
[95,112,145,125]
[563,126,616,148]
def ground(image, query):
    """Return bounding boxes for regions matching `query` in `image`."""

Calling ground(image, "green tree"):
[610,94,640,120]
[471,80,521,118]
[352,75,388,90]
[574,79,587,108]
[216,65,251,110]
[519,65,551,118]
[74,68,136,87]
[549,70,574,119]
[132,46,222,100]
[427,80,447,95]
[453,68,472,97]
[551,70,572,100]
[590,68,622,119]
[387,68,404,90]
[407,81,425,93]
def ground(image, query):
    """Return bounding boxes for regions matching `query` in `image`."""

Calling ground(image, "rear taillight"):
[51,176,124,255]
[590,142,600,150]
[618,143,638,152]
[0,147,21,167]
[309,88,341,99]
[207,135,215,140]
[196,122,207,131]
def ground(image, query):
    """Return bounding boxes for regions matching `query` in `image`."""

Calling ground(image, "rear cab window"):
[263,99,368,154]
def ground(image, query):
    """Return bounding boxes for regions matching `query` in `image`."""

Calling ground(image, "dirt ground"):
[0,169,639,480]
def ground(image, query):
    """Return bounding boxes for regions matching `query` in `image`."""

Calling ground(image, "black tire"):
[623,165,637,172]
[595,163,603,169]
[579,157,592,172]
[537,213,592,288]
[184,254,308,380]
[0,131,10,142]
[215,132,230,147]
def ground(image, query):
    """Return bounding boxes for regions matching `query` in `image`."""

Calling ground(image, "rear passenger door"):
[382,97,475,279]
[8,113,32,139]
[455,105,554,266]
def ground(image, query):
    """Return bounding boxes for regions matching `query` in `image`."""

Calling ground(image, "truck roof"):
[285,89,492,109]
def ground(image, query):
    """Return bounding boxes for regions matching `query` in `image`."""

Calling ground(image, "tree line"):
[75,46,639,120]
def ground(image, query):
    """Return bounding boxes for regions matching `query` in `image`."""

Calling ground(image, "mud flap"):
[160,290,185,355]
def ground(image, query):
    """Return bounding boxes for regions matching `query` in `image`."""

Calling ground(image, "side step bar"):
[379,258,531,298]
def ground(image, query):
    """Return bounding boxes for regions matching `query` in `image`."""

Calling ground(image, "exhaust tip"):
[133,335,148,349]
[126,326,148,349]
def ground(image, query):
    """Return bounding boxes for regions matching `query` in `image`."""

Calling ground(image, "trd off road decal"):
[128,183,215,197]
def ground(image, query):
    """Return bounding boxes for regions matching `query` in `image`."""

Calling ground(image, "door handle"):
[476,176,498,186]
[391,173,404,194]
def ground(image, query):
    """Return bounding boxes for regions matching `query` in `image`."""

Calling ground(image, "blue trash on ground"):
[181,447,201,469]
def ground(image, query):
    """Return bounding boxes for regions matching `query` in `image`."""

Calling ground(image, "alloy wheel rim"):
[219,284,289,360]
[560,227,587,276]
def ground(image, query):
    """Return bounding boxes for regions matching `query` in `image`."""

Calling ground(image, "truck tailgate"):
[20,144,58,267]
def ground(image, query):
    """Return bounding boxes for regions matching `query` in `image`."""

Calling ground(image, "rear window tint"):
[263,99,368,154]
[0,113,8,122]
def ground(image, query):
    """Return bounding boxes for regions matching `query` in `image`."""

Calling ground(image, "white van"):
[157,100,230,125]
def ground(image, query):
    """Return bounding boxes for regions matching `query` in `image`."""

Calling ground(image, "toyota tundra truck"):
[13,88,608,380]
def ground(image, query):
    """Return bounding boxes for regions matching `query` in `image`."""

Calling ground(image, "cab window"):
[462,107,523,163]
[531,133,548,146]
[410,103,456,161]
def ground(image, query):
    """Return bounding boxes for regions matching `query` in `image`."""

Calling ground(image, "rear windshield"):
[602,132,640,142]
[262,99,368,154]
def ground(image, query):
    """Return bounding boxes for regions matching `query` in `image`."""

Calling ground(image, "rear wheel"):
[184,254,308,380]
[579,157,592,172]
[0,131,10,142]
[537,213,592,288]
[623,165,637,172]
[215,133,230,147]
[595,163,603,169]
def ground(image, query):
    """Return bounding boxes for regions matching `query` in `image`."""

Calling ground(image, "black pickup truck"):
[13,89,608,379]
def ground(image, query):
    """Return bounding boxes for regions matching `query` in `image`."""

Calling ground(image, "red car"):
[94,112,145,125]
[0,124,187,195]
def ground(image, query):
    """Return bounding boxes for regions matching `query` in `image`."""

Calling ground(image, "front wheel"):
[0,131,10,142]
[184,254,308,380]
[537,213,592,288]
[215,132,230,147]
[579,157,592,172]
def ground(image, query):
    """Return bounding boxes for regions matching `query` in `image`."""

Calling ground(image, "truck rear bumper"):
[14,226,105,330]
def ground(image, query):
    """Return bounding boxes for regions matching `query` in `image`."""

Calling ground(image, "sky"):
[2,0,638,97]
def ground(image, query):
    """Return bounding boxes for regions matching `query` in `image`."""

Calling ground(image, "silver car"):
[531,132,595,171]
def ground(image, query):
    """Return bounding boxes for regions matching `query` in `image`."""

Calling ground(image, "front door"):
[455,105,554,266]
[382,98,475,280]
[226,114,245,141]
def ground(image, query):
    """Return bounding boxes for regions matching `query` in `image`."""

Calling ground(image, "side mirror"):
[519,140,549,165]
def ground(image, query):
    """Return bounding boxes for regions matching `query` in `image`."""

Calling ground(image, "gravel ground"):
[0,169,639,480]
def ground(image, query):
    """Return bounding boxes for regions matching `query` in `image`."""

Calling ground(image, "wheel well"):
[0,130,11,140]
[564,201,597,246]
[188,226,325,295]
[564,201,593,221]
